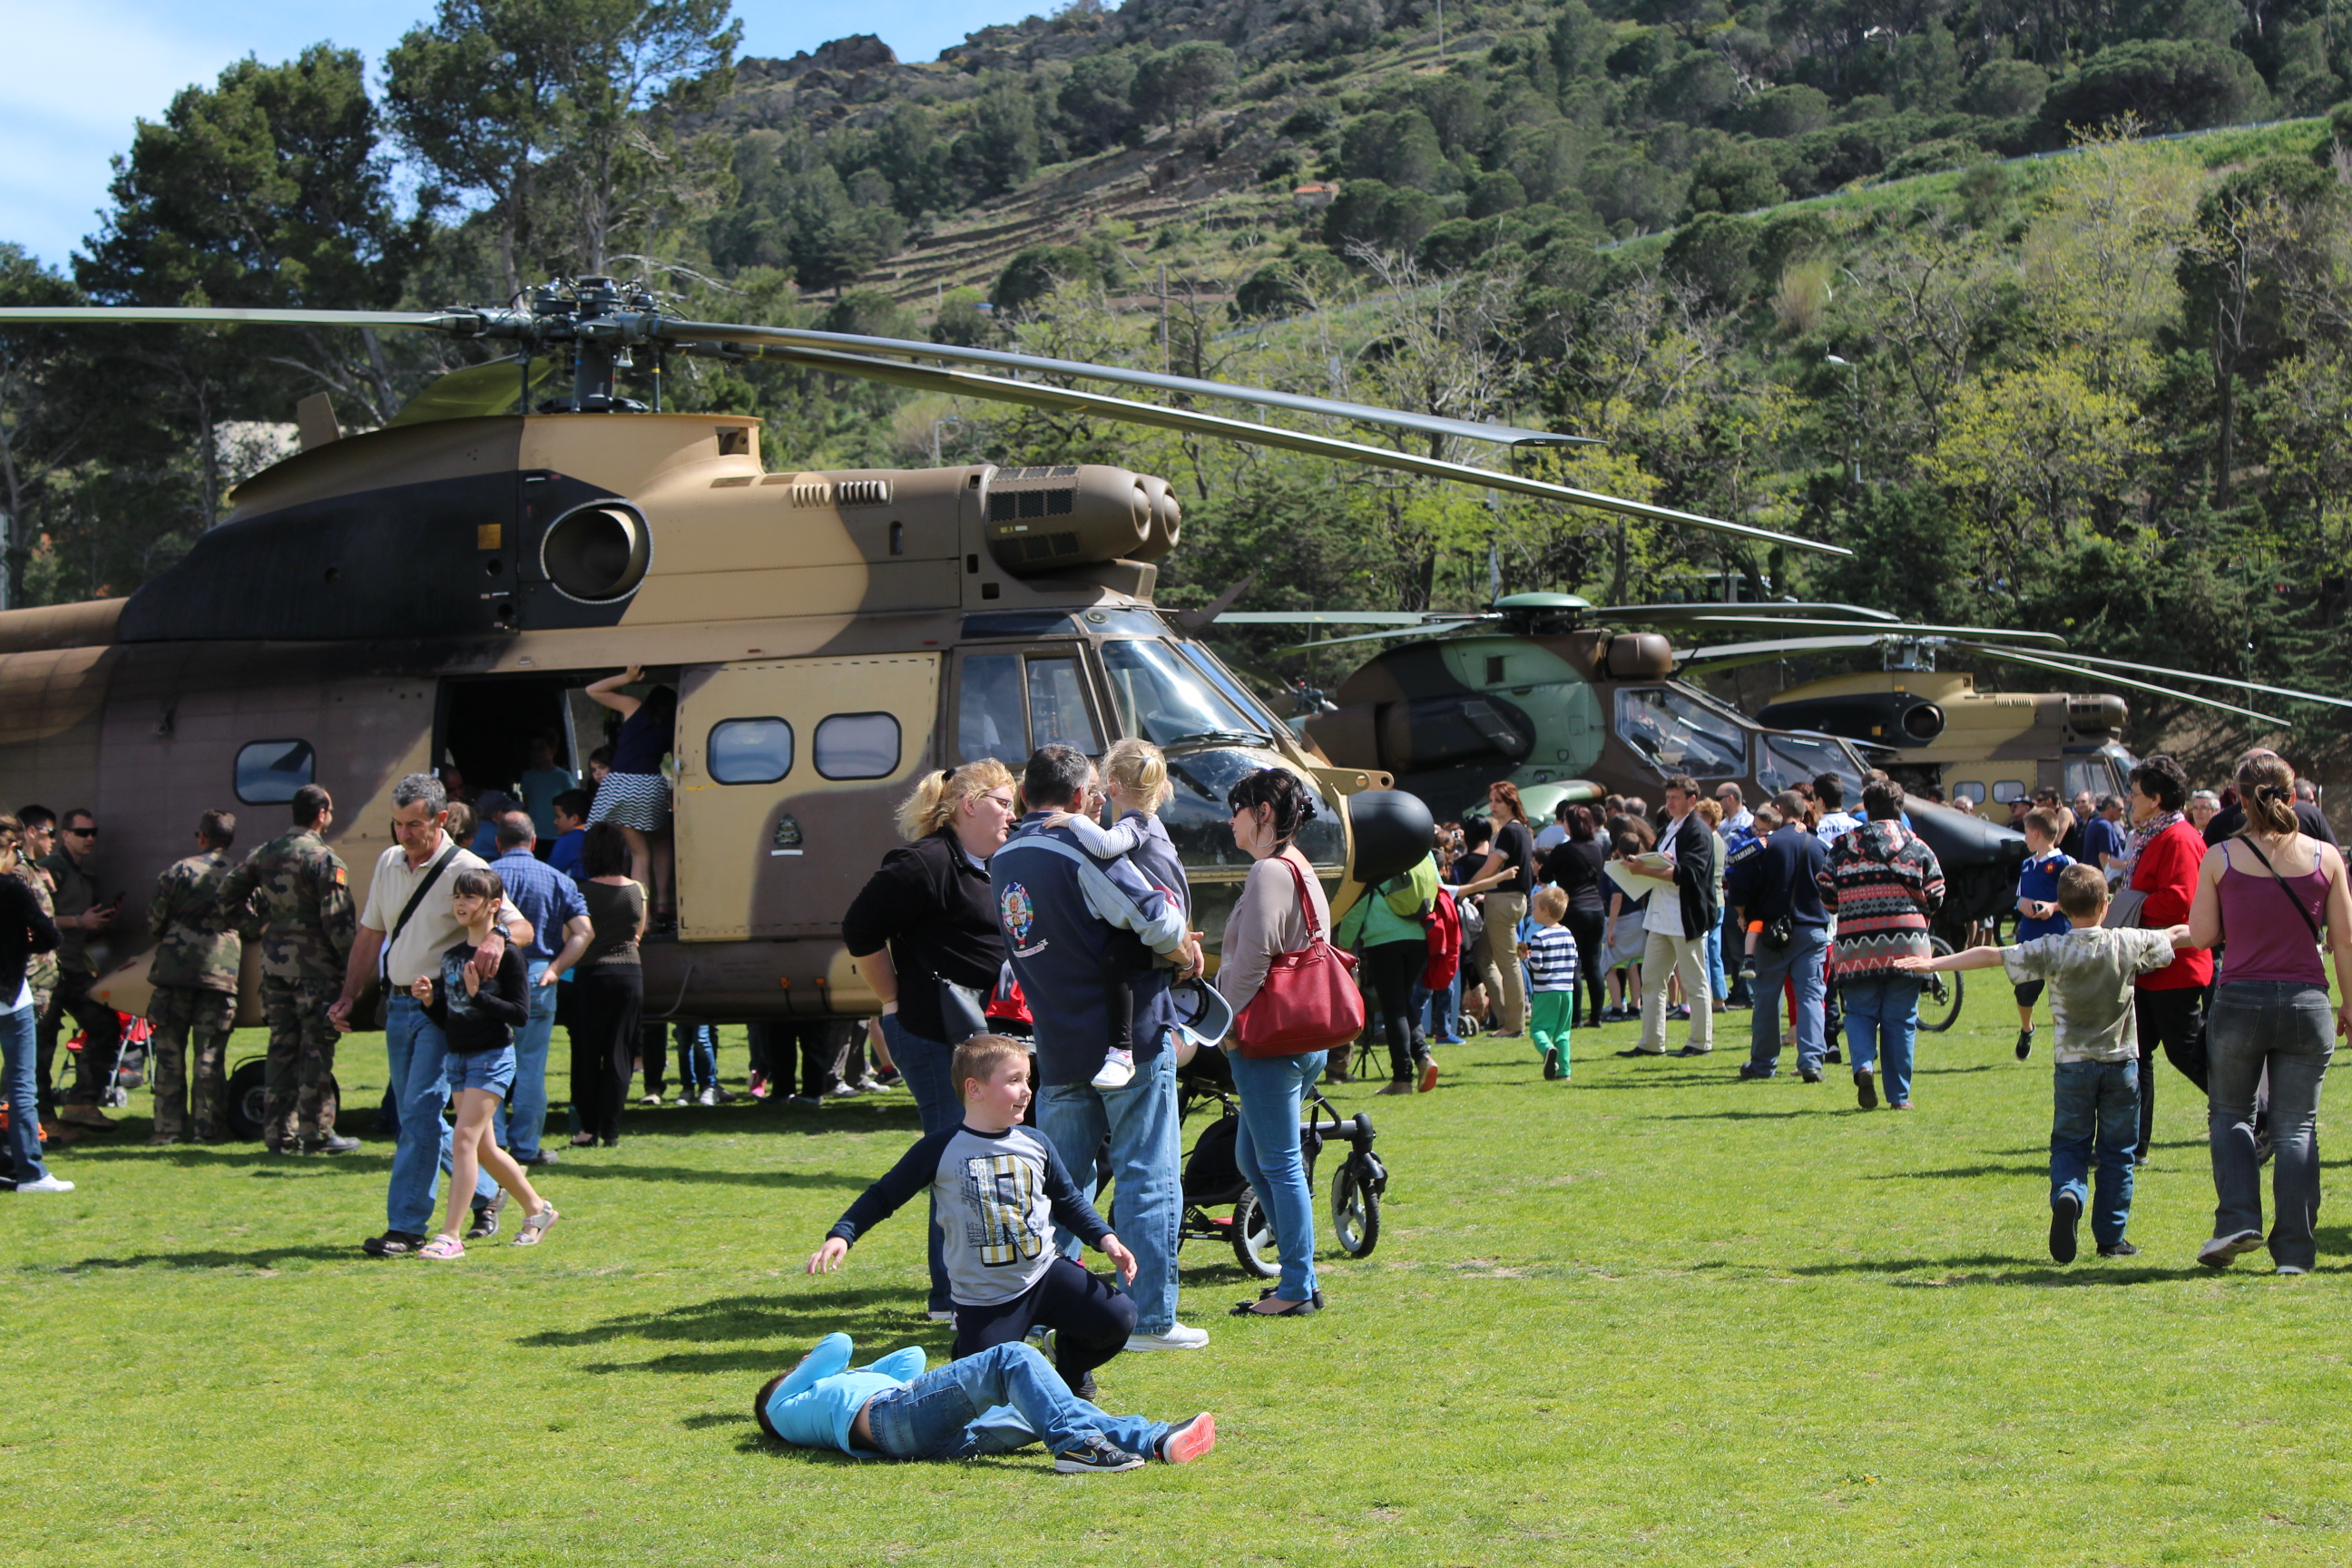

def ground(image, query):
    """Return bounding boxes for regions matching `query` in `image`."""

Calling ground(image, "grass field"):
[6,984,2347,1567]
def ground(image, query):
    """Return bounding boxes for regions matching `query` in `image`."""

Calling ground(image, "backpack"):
[1422,886,1463,990]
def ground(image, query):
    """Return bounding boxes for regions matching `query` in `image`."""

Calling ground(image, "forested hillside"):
[5,0,2352,777]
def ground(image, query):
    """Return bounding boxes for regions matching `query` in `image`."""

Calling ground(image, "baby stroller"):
[65,1012,149,1109]
[1176,1047,1388,1278]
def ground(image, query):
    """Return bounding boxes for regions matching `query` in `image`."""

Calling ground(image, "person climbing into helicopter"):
[583,666,678,933]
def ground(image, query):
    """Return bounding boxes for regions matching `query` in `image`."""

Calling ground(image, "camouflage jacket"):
[148,849,242,994]
[10,860,57,990]
[219,829,356,982]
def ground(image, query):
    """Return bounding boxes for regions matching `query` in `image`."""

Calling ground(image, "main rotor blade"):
[0,305,461,329]
[2042,651,2352,712]
[1676,635,1894,672]
[1960,644,2290,727]
[1279,623,1501,652]
[652,318,1597,450]
[750,343,1854,556]
[1675,616,2066,643]
[1592,602,1904,622]
[1214,611,1485,626]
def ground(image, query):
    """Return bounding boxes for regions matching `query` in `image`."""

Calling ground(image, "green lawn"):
[6,985,2347,1567]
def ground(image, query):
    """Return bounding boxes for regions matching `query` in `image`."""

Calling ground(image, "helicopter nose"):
[1345,789,1436,887]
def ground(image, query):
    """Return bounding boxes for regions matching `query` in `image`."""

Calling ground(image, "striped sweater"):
[1817,819,1945,978]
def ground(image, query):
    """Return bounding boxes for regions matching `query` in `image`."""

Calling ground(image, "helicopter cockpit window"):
[1758,732,1863,799]
[813,712,901,779]
[1027,657,1100,753]
[235,740,316,804]
[707,719,794,785]
[1171,642,1281,741]
[1102,639,1270,747]
[957,654,1027,763]
[1614,689,1745,779]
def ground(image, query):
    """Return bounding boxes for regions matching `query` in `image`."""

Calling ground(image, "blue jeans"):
[673,1023,717,1092]
[2,1002,47,1184]
[864,1341,1169,1461]
[386,996,495,1235]
[495,959,555,1157]
[1039,1040,1181,1335]
[2052,1059,2138,1246]
[1705,920,1727,1002]
[1228,1049,1324,1301]
[1844,974,1923,1105]
[2207,980,2335,1269]
[878,1014,958,1314]
[1747,924,1828,1073]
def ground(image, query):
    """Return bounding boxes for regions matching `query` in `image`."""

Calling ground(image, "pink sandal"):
[419,1236,465,1259]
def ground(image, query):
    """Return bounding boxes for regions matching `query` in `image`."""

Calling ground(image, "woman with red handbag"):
[1216,769,1362,1318]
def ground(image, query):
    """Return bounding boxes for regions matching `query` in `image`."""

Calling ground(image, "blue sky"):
[0,0,1029,272]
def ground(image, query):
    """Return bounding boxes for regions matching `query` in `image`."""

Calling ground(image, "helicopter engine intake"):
[981,465,1180,577]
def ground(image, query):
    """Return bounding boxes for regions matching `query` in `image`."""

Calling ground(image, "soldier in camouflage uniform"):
[218,784,358,1154]
[10,808,59,1038]
[144,809,242,1144]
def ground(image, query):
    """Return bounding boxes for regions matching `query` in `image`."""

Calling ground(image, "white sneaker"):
[673,1093,694,1107]
[15,1174,74,1193]
[1091,1048,1136,1090]
[696,1086,718,1107]
[1126,1323,1210,1352]
[640,1093,662,1106]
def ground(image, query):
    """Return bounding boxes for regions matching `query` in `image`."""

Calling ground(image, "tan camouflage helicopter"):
[0,279,1849,1028]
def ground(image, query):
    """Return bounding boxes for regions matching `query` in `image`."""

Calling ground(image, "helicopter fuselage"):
[0,413,1423,1026]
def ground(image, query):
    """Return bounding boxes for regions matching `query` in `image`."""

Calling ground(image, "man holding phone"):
[40,807,123,1130]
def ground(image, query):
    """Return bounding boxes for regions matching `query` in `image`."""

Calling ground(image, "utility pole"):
[1437,0,1445,60]
[1159,263,1170,376]
[1826,353,1861,488]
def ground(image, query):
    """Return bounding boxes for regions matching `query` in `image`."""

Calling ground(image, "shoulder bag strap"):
[379,843,459,981]
[2233,833,2325,946]
[1279,855,1322,944]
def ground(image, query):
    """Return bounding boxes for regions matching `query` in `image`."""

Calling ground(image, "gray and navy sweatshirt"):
[825,1122,1112,1307]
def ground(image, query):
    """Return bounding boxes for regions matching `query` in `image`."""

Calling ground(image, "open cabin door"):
[674,654,942,940]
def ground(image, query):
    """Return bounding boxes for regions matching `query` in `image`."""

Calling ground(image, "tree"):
[386,0,737,299]
[0,249,87,608]
[951,80,1041,200]
[1057,54,1140,153]
[1135,42,1237,131]
[2040,40,2269,134]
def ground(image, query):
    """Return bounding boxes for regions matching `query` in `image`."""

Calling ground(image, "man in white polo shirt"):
[330,772,531,1258]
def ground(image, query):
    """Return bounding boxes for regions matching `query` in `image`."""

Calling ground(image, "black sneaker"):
[1738,1063,1776,1081]
[467,1190,508,1240]
[1855,1067,1877,1110]
[2050,1191,2082,1264]
[1799,1067,1823,1083]
[363,1230,426,1258]
[2015,1027,2034,1061]
[1822,1047,1843,1065]
[2097,1240,2141,1259]
[1070,1370,1100,1404]
[517,1149,559,1166]
[299,1133,361,1155]
[1542,1046,1562,1081]
[1054,1435,1147,1474]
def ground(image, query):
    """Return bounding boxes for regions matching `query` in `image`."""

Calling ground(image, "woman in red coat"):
[2125,755,2213,1161]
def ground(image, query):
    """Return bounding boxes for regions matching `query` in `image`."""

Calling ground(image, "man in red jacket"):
[2122,756,2214,1163]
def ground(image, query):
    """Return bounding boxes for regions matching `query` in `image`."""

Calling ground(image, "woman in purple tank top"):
[2187,751,2352,1275]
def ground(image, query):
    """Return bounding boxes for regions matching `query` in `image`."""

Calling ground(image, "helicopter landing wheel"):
[1915,933,1965,1034]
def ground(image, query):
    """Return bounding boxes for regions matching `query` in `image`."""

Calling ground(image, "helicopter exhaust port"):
[541,501,652,603]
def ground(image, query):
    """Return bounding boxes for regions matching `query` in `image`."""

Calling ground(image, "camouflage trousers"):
[262,976,342,1146]
[147,985,235,1142]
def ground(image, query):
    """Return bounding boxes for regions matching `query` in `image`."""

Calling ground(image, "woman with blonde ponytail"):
[841,758,1019,1316]
[2187,750,2352,1274]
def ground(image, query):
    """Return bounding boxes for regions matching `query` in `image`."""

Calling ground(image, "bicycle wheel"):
[1329,1158,1381,1259]
[1915,933,1965,1033]
[1230,1189,1280,1279]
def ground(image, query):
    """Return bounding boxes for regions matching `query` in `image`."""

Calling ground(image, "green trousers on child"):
[1530,991,1574,1080]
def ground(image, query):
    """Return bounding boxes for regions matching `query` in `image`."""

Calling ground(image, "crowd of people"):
[2,722,2342,1463]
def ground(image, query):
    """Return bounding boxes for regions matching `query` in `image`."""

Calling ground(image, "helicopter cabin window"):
[1992,779,2029,803]
[1102,639,1269,748]
[707,719,794,785]
[1758,732,1862,800]
[1951,780,1987,807]
[814,712,901,779]
[235,740,316,804]
[1614,689,1745,779]
[1027,657,1100,753]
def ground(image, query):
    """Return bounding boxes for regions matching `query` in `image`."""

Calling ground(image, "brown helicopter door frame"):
[946,645,1106,766]
[674,654,943,940]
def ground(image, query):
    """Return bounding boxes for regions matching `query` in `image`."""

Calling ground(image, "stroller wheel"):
[1230,1189,1281,1279]
[1329,1159,1381,1259]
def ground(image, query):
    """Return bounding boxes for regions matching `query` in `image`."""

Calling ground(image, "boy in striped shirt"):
[1519,886,1580,1081]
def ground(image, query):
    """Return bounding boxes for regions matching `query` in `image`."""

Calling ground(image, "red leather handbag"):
[1233,858,1366,1059]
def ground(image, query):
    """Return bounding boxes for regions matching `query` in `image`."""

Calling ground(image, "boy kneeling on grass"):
[808,1035,1139,1402]
[753,1332,1214,1473]
[1896,864,2191,1263]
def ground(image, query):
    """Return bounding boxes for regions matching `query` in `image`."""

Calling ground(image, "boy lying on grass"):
[753,1333,1214,1473]
[1895,863,2190,1264]
[808,1034,1138,1400]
